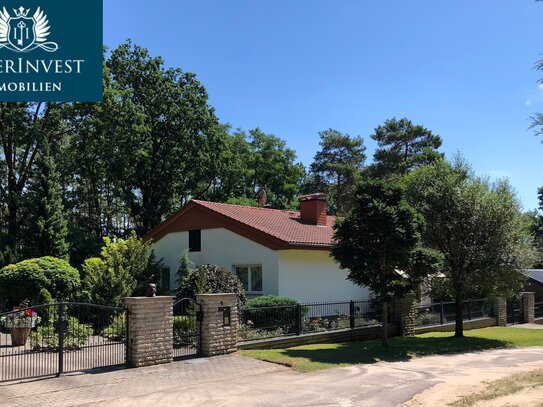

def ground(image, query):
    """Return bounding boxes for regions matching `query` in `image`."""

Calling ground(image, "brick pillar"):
[124,296,174,367]
[196,293,238,356]
[490,296,507,326]
[392,294,416,336]
[521,292,535,324]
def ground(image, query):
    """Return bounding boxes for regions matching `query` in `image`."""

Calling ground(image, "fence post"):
[295,303,302,336]
[440,302,444,325]
[521,292,535,324]
[350,300,355,329]
[57,302,64,377]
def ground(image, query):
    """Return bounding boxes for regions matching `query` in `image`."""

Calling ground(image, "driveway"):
[2,347,543,406]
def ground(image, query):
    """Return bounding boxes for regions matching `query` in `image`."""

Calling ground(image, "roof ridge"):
[191,199,301,215]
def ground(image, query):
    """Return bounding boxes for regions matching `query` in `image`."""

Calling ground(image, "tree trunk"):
[381,301,389,346]
[455,295,464,338]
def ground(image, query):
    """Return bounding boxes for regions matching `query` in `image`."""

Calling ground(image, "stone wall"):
[196,293,238,356]
[124,296,174,368]
[238,323,397,350]
[414,317,496,334]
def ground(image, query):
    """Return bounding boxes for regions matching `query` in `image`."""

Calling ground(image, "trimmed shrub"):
[244,295,298,309]
[178,264,246,307]
[0,257,80,303]
[241,295,300,331]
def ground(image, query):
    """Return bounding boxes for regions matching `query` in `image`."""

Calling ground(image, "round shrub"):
[0,257,80,303]
[178,264,246,307]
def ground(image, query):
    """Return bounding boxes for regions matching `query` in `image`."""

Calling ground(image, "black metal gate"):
[0,302,127,382]
[173,298,201,359]
[506,297,523,325]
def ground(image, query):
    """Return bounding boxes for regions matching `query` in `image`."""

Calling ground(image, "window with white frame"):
[234,265,263,293]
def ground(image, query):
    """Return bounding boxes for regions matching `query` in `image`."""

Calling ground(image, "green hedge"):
[0,257,80,303]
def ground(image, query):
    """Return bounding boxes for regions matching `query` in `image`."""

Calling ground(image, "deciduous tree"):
[405,160,536,337]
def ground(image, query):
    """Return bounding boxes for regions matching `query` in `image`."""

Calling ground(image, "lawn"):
[239,327,543,373]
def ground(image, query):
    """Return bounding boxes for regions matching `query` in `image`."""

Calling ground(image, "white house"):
[145,193,370,302]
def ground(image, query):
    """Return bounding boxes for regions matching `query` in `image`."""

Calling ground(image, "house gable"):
[145,202,290,250]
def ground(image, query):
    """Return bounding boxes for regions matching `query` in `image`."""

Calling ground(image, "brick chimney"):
[298,193,327,226]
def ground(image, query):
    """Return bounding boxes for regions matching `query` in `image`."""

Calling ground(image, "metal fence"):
[414,298,490,328]
[237,299,379,342]
[0,302,127,382]
[535,301,543,319]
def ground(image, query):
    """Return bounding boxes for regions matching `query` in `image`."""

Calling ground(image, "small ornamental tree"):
[175,249,193,293]
[331,180,439,345]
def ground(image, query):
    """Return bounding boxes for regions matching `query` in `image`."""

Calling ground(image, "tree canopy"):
[331,179,441,344]
[307,129,366,215]
[405,159,535,337]
[367,118,443,179]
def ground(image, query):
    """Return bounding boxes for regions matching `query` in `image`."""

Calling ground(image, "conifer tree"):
[24,140,69,259]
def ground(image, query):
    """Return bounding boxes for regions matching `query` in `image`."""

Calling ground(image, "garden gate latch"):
[53,318,69,334]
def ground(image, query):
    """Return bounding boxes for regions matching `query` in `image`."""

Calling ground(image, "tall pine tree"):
[368,118,443,179]
[308,129,366,215]
[24,140,69,259]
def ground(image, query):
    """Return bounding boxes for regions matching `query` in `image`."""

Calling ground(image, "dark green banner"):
[0,1,103,101]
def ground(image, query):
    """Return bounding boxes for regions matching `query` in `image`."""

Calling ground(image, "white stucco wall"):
[277,250,370,302]
[152,228,370,302]
[152,228,279,295]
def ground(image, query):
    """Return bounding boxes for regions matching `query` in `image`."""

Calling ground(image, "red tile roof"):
[192,200,336,247]
[145,199,336,250]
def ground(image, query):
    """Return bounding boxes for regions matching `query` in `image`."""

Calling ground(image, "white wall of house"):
[152,228,370,302]
[277,250,371,302]
[152,228,279,295]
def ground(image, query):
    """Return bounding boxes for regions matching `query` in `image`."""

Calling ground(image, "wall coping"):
[196,293,239,299]
[124,296,174,304]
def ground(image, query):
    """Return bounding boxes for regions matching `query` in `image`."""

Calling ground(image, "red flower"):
[24,309,33,317]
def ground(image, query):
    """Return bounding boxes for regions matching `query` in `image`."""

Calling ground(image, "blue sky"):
[104,1,543,210]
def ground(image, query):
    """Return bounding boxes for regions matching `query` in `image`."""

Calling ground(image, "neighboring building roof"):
[144,199,336,251]
[528,269,543,285]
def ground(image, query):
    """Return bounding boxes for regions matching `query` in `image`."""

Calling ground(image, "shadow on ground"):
[283,336,509,366]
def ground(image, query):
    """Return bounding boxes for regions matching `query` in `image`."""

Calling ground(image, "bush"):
[241,295,300,331]
[173,315,198,347]
[244,295,298,309]
[0,257,80,303]
[30,316,93,350]
[178,264,246,307]
[100,313,126,341]
[83,232,167,306]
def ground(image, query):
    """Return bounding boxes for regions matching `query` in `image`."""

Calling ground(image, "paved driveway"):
[2,347,543,407]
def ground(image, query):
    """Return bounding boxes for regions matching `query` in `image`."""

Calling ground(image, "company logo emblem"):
[0,6,58,53]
